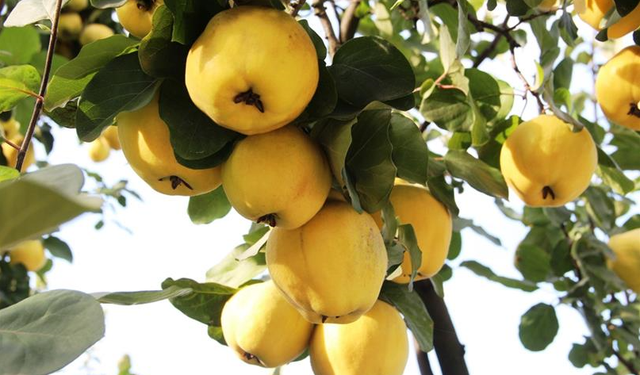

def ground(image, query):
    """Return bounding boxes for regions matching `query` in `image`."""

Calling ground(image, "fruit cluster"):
[56,0,116,59]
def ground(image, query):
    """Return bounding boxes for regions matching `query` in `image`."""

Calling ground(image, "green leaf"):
[45,35,138,111]
[161,278,236,340]
[311,117,357,188]
[0,290,105,375]
[205,245,267,288]
[444,150,508,199]
[158,79,241,165]
[163,0,226,45]
[0,26,41,66]
[380,282,433,352]
[96,285,192,305]
[43,235,73,262]
[613,0,639,17]
[453,217,502,245]
[187,186,231,225]
[76,53,158,142]
[584,186,616,231]
[304,63,338,119]
[455,0,471,58]
[0,65,40,113]
[427,174,459,217]
[515,244,551,282]
[139,5,189,78]
[558,12,579,47]
[519,303,559,351]
[0,165,102,250]
[420,88,473,132]
[460,260,537,291]
[397,224,423,288]
[389,113,428,185]
[553,58,573,90]
[447,231,462,260]
[329,36,415,109]
[299,20,326,59]
[0,166,19,182]
[465,69,503,122]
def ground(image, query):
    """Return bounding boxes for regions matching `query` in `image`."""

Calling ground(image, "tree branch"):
[289,0,307,17]
[415,337,435,375]
[415,280,470,375]
[312,0,340,57]
[612,347,639,375]
[15,0,64,172]
[339,0,361,43]
[510,45,544,113]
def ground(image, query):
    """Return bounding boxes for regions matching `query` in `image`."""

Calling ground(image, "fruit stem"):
[542,185,556,200]
[233,89,265,113]
[159,175,193,190]
[627,103,640,118]
[257,213,277,227]
[136,0,155,11]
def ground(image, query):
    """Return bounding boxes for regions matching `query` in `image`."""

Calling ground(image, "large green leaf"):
[380,282,433,352]
[0,165,102,250]
[519,303,559,351]
[96,285,193,305]
[187,186,231,225]
[205,245,267,288]
[0,65,40,113]
[311,117,357,187]
[420,87,473,132]
[461,260,537,291]
[0,27,41,66]
[139,5,189,78]
[163,0,227,45]
[0,290,105,375]
[444,150,508,199]
[515,244,551,283]
[76,53,158,142]
[388,113,428,185]
[329,36,415,109]
[45,35,138,111]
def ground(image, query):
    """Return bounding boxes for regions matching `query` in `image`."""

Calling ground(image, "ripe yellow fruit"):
[221,126,331,229]
[103,126,121,150]
[2,135,35,170]
[79,24,114,45]
[1,118,20,138]
[388,182,452,283]
[185,6,319,135]
[88,136,110,162]
[538,0,558,11]
[267,200,387,324]
[221,281,314,368]
[9,240,46,272]
[608,228,640,293]
[58,13,83,41]
[310,300,409,375]
[117,94,221,196]
[500,115,597,207]
[575,0,612,29]
[65,0,88,12]
[116,0,163,39]
[595,46,640,131]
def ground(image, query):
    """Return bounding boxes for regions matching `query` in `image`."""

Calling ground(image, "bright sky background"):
[28,3,637,375]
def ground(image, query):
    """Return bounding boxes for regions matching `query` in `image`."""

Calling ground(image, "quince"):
[500,115,597,207]
[608,228,640,293]
[387,182,452,283]
[221,280,314,368]
[596,46,640,131]
[65,0,88,12]
[310,300,409,375]
[103,126,121,150]
[58,13,83,41]
[117,94,221,196]
[2,135,35,170]
[185,6,319,135]
[221,125,331,229]
[574,0,640,38]
[88,136,110,162]
[266,200,387,324]
[79,24,114,45]
[116,0,163,39]
[8,240,46,272]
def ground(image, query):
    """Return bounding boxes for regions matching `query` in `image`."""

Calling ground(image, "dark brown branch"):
[15,0,63,171]
[612,348,639,375]
[339,0,361,43]
[473,16,510,68]
[289,0,307,17]
[415,337,435,375]
[312,0,340,57]
[415,280,470,375]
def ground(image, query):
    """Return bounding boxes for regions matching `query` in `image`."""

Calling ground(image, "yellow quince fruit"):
[267,200,387,324]
[608,228,640,293]
[88,136,110,162]
[574,0,640,37]
[79,24,114,45]
[310,300,409,375]
[103,125,121,150]
[221,280,314,368]
[596,46,640,131]
[65,0,88,12]
[387,182,452,283]
[185,6,319,135]
[8,240,46,272]
[2,135,35,170]
[58,13,83,41]
[1,118,20,138]
[117,94,221,196]
[500,115,597,207]
[116,0,164,39]
[538,0,558,11]
[221,125,331,229]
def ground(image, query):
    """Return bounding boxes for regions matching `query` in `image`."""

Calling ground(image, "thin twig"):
[15,0,63,171]
[473,16,510,68]
[289,0,307,17]
[312,0,340,57]
[510,45,545,113]
[612,348,639,375]
[2,138,20,151]
[339,0,361,43]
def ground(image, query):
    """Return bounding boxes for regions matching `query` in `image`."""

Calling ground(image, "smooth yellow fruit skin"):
[500,115,597,207]
[607,3,640,39]
[389,183,452,283]
[575,0,613,29]
[221,126,331,229]
[185,6,319,135]
[1,118,20,138]
[596,46,640,131]
[103,126,121,150]
[65,0,89,11]
[221,281,314,368]
[267,201,388,324]
[2,135,35,170]
[79,24,114,45]
[116,0,163,39]
[9,240,46,272]
[608,228,640,293]
[58,13,83,41]
[538,0,558,11]
[117,94,221,196]
[88,136,110,162]
[310,300,409,375]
